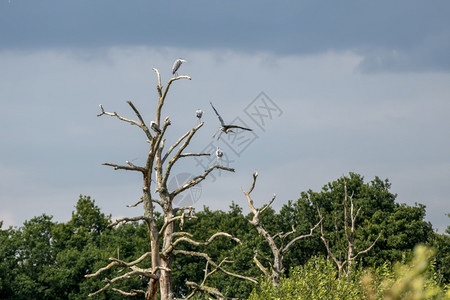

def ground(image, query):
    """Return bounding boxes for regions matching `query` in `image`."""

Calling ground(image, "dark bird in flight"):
[210,101,252,140]
[172,58,186,76]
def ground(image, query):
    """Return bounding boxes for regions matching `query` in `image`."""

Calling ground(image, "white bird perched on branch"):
[196,109,203,123]
[150,121,161,134]
[172,58,186,76]
[210,102,252,140]
[216,147,223,164]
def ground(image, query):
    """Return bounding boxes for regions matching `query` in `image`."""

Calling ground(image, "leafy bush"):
[250,245,449,300]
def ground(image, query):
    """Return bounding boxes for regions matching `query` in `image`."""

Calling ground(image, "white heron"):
[210,102,252,140]
[215,147,223,164]
[196,109,203,123]
[150,121,161,134]
[172,58,186,76]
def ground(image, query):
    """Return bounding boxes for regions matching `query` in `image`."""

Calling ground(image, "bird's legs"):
[212,128,222,139]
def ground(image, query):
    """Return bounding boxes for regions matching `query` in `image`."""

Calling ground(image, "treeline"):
[0,173,449,299]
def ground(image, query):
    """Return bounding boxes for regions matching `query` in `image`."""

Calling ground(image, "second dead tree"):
[242,172,322,286]
[318,179,381,277]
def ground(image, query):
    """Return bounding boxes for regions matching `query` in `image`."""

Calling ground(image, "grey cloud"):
[2,1,450,72]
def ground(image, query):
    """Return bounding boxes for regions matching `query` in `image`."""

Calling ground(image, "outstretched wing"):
[228,125,253,131]
[210,102,225,126]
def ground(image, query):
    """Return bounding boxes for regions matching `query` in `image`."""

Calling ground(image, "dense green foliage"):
[249,246,449,300]
[1,174,448,299]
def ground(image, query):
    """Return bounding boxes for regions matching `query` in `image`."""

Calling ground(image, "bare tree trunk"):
[160,199,174,300]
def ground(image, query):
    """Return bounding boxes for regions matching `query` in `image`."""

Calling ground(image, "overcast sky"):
[1,1,449,232]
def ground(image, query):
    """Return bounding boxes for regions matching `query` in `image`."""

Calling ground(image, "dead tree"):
[242,172,322,286]
[318,179,381,277]
[85,68,245,300]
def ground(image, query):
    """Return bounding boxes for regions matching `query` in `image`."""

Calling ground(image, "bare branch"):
[102,162,145,173]
[171,164,235,198]
[159,214,198,236]
[173,249,258,284]
[161,131,190,164]
[173,206,196,214]
[97,104,151,139]
[253,250,270,279]
[152,68,162,97]
[86,252,153,279]
[178,152,211,158]
[260,193,277,214]
[317,208,343,272]
[85,261,117,279]
[162,123,204,185]
[88,282,112,297]
[165,232,241,255]
[156,75,191,124]
[88,269,158,297]
[127,197,143,207]
[109,216,148,227]
[352,233,381,261]
[184,281,233,300]
[126,101,152,140]
[282,218,322,254]
[111,288,146,296]
[248,171,258,195]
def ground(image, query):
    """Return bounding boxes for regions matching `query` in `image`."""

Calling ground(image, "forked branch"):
[173,249,258,284]
[171,164,235,198]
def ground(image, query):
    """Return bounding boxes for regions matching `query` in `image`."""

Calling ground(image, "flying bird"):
[172,58,186,76]
[210,101,252,140]
[196,109,203,123]
[150,121,161,134]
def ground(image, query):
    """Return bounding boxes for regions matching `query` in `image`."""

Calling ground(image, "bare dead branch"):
[253,250,270,279]
[173,206,195,214]
[162,123,204,185]
[173,249,258,284]
[88,282,111,297]
[159,214,198,236]
[102,162,145,173]
[178,152,211,158]
[88,269,158,297]
[85,261,117,279]
[165,232,241,255]
[86,252,153,279]
[184,281,228,299]
[126,101,146,127]
[352,233,381,261]
[127,197,143,207]
[109,216,148,227]
[248,171,258,195]
[319,214,343,273]
[111,288,146,296]
[152,68,162,97]
[260,193,277,214]
[161,131,190,164]
[282,218,322,254]
[97,104,151,139]
[156,74,191,124]
[171,164,235,198]
[184,257,233,300]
